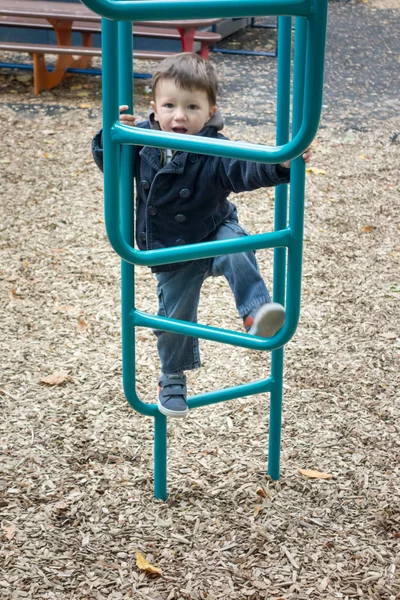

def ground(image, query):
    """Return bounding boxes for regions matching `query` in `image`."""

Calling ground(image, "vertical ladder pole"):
[286,17,307,327]
[268,16,292,480]
[118,19,135,413]
[117,18,168,500]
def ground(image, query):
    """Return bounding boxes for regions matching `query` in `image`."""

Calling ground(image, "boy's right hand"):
[119,105,137,127]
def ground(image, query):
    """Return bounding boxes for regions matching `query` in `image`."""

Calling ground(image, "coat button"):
[148,206,158,216]
[189,154,198,163]
[175,214,186,223]
[141,180,150,190]
[139,232,146,241]
[175,238,186,245]
[179,188,191,198]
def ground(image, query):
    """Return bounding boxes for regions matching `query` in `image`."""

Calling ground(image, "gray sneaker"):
[157,374,188,418]
[247,303,286,337]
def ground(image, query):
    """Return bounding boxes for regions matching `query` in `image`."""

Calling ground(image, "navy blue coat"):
[92,112,290,271]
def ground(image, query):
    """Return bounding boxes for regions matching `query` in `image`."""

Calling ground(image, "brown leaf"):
[256,486,268,498]
[2,525,16,540]
[11,287,24,298]
[40,371,70,386]
[77,317,89,333]
[298,468,333,480]
[253,504,265,517]
[361,225,376,233]
[136,551,162,575]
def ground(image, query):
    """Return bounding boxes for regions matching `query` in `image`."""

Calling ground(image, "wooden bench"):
[0,40,179,94]
[0,16,221,59]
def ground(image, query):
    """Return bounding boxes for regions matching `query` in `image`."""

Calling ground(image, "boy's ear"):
[150,100,159,121]
[209,105,217,118]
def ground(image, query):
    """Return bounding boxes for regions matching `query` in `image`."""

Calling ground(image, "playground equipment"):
[81,0,328,500]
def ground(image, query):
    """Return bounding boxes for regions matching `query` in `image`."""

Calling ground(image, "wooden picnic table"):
[0,1,220,53]
[0,0,221,92]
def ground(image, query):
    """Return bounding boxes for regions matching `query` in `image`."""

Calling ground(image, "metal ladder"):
[81,0,328,500]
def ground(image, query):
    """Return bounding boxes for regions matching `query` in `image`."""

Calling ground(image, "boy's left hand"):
[280,145,312,169]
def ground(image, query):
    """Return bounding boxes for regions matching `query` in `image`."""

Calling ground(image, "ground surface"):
[0,1,399,599]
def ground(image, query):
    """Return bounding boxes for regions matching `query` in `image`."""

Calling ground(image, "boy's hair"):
[151,53,218,106]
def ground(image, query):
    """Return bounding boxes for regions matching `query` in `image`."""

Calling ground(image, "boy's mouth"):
[172,127,188,134]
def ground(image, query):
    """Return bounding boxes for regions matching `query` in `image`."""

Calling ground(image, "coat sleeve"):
[91,128,104,173]
[91,120,150,174]
[211,154,291,193]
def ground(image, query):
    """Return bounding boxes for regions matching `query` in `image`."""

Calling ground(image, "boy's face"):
[151,78,217,136]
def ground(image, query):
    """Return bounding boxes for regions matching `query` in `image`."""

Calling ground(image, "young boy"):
[92,53,311,419]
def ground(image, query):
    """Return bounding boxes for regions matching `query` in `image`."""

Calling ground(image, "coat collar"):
[139,145,189,173]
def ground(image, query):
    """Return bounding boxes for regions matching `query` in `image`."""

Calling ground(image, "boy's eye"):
[188,104,198,110]
[164,103,174,109]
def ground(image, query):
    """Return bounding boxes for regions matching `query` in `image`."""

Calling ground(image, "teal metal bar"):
[133,309,294,350]
[189,377,274,410]
[105,224,293,268]
[154,413,167,501]
[80,0,311,21]
[83,0,328,499]
[269,15,292,480]
[119,15,168,497]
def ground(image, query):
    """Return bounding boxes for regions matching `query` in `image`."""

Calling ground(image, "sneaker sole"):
[248,303,286,338]
[157,397,189,418]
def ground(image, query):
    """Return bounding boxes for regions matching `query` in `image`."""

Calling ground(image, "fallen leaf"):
[298,468,333,480]
[79,103,92,109]
[76,91,89,97]
[136,551,162,575]
[2,525,16,540]
[256,487,268,498]
[253,504,265,517]
[11,288,24,298]
[77,317,89,333]
[306,167,326,175]
[360,225,376,233]
[40,371,70,386]
[71,84,83,90]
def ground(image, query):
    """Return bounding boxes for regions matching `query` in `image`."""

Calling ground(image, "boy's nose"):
[175,108,186,120]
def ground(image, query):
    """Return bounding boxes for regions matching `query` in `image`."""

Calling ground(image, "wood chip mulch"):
[0,2,399,598]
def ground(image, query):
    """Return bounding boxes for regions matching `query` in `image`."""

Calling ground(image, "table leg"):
[177,27,195,53]
[32,19,93,94]
[51,19,93,69]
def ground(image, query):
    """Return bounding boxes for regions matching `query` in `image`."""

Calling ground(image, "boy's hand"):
[119,105,137,127]
[279,145,312,169]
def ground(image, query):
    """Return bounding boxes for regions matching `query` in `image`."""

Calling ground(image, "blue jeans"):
[155,220,271,374]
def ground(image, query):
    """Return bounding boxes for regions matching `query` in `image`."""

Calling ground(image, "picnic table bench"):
[0,0,221,94]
